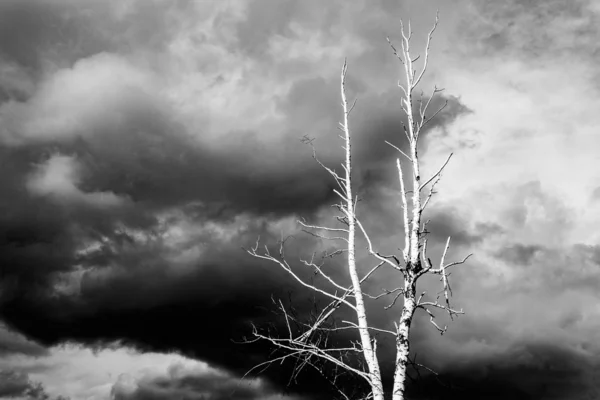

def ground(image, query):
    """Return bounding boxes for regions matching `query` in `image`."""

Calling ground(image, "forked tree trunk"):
[246,14,470,400]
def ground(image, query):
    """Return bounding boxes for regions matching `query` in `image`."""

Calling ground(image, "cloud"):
[26,154,125,208]
[0,53,155,145]
[0,324,47,357]
[110,358,303,400]
[0,343,304,400]
[1,0,600,399]
[0,370,68,400]
[406,341,600,399]
[460,0,599,61]
[0,370,33,398]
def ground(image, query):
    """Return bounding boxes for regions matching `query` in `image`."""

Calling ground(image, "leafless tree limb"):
[419,153,453,192]
[299,253,349,293]
[396,159,411,262]
[385,140,412,162]
[355,219,403,272]
[245,239,357,311]
[412,12,439,88]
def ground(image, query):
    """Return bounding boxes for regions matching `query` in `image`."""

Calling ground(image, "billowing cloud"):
[0,370,67,400]
[110,357,303,400]
[0,342,303,400]
[0,0,599,399]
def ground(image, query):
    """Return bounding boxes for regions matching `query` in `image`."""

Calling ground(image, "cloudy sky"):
[1,0,600,399]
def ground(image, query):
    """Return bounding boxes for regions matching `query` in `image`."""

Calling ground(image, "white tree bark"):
[392,280,416,400]
[341,63,385,400]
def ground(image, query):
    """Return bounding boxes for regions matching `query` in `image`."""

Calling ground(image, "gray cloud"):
[457,0,600,63]
[494,243,544,266]
[1,0,598,399]
[110,361,299,400]
[0,369,68,400]
[0,325,48,357]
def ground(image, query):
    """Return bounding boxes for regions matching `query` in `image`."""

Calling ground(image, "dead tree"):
[245,14,471,400]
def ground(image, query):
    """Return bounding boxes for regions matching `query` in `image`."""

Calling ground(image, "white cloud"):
[26,154,125,207]
[0,52,156,145]
[0,343,303,400]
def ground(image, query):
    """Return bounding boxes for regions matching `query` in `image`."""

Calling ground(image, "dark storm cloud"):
[0,325,48,357]
[0,0,469,313]
[0,0,535,399]
[0,215,343,396]
[406,341,599,400]
[0,2,357,392]
[0,144,159,304]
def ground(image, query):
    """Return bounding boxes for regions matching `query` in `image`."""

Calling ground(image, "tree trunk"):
[347,219,385,399]
[392,278,417,400]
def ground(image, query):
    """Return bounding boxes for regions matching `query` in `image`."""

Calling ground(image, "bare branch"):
[421,305,447,335]
[252,329,373,382]
[384,288,406,310]
[348,97,359,115]
[439,237,452,307]
[341,320,397,336]
[386,36,405,65]
[364,286,403,301]
[418,300,464,316]
[420,99,448,130]
[333,189,348,202]
[412,11,439,88]
[420,153,452,215]
[360,261,387,284]
[280,299,294,339]
[356,218,403,272]
[417,86,445,129]
[296,294,351,343]
[299,253,349,293]
[323,248,348,259]
[397,159,410,262]
[241,349,306,381]
[419,153,453,191]
[300,359,354,400]
[442,253,473,270]
[246,240,357,311]
[418,239,433,276]
[385,140,412,162]
[302,136,348,195]
[302,228,349,243]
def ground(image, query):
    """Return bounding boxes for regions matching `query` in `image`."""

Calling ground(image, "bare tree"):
[245,14,471,400]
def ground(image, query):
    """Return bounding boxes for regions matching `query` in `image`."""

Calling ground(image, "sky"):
[0,0,600,399]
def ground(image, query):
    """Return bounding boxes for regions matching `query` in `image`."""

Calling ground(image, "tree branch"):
[397,159,410,262]
[245,238,357,310]
[419,153,453,192]
[356,218,403,272]
[412,11,439,89]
